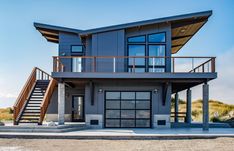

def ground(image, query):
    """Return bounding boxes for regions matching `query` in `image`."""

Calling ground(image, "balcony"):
[51,56,217,80]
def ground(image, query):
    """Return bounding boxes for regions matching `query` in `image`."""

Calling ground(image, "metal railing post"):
[152,57,155,72]
[113,57,116,73]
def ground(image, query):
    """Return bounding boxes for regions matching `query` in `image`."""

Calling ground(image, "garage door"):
[105,91,151,128]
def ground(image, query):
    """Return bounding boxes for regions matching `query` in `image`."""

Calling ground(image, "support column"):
[174,93,179,123]
[58,82,65,125]
[203,83,209,131]
[186,89,192,124]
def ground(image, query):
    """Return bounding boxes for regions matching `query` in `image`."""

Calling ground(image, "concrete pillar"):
[174,93,179,123]
[203,83,209,131]
[186,89,192,124]
[58,82,65,125]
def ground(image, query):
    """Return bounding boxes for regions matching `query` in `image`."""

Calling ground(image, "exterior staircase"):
[19,80,49,124]
[13,67,57,125]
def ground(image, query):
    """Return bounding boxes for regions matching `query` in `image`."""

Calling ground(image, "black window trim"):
[71,45,84,53]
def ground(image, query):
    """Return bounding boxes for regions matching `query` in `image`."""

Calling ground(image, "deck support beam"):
[174,93,179,123]
[203,83,209,131]
[186,89,192,124]
[58,82,65,125]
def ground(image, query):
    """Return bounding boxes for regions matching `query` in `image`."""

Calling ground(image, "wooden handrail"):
[39,78,57,125]
[189,57,215,73]
[53,56,215,59]
[13,67,37,124]
[13,67,51,125]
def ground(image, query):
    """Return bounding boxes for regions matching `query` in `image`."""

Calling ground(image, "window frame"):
[70,45,84,53]
[127,32,167,72]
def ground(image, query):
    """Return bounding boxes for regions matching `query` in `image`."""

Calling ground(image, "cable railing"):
[53,56,216,73]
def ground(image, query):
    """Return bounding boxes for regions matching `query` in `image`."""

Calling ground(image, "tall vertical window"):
[71,45,84,72]
[148,45,165,72]
[72,57,82,72]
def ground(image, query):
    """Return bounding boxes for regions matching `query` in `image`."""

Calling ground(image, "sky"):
[0,0,234,107]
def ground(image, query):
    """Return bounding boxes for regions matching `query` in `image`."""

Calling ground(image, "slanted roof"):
[34,23,82,43]
[34,10,212,53]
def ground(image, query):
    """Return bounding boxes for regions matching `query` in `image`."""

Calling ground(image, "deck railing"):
[13,67,51,125]
[53,56,216,73]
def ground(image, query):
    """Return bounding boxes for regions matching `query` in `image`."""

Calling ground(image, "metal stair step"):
[22,113,40,116]
[21,116,40,119]
[27,104,41,107]
[24,109,40,112]
[28,102,41,104]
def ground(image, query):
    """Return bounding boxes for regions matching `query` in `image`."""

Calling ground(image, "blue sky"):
[0,0,234,107]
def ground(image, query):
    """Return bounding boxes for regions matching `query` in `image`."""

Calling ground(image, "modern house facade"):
[13,11,217,130]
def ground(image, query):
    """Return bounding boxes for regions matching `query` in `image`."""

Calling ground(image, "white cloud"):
[0,93,17,98]
[178,47,234,105]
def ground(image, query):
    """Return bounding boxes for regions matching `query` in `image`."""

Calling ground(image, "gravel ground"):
[0,137,234,151]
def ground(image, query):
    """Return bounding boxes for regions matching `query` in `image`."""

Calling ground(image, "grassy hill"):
[171,99,234,122]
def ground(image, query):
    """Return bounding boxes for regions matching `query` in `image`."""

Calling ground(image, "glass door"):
[72,96,84,122]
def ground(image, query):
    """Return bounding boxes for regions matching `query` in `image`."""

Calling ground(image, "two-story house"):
[13,10,216,130]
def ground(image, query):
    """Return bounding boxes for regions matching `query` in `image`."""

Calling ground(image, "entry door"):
[105,91,151,128]
[72,96,84,122]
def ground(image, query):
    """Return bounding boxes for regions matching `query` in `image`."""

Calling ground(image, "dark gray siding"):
[85,81,171,116]
[47,86,85,115]
[58,32,82,72]
[91,30,125,72]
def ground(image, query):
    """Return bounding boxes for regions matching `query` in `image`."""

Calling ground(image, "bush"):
[210,116,222,122]
[192,110,200,117]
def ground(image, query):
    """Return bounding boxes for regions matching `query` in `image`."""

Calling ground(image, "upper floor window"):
[128,36,146,43]
[148,33,166,43]
[127,32,166,73]
[71,45,83,53]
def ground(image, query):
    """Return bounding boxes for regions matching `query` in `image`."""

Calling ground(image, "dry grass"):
[171,99,234,122]
[0,107,13,121]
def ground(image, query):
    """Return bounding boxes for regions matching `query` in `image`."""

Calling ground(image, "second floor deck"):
[51,56,217,81]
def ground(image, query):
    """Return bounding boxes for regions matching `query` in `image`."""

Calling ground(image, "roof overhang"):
[170,13,211,53]
[34,10,212,53]
[34,23,82,43]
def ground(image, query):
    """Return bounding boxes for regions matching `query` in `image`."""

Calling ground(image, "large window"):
[105,91,151,128]
[128,45,146,72]
[127,33,166,72]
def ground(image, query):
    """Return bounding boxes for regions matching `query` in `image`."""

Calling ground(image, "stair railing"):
[39,78,57,125]
[13,67,51,125]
